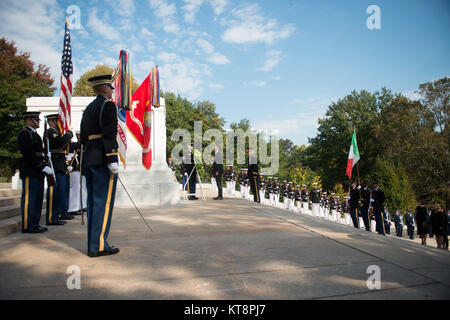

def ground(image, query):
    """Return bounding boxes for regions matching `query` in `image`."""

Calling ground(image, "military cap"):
[23,111,40,120]
[269,177,273,179]
[331,193,335,195]
[274,177,278,179]
[45,113,58,121]
[296,185,300,187]
[313,182,318,185]
[323,191,327,194]
[302,184,306,187]
[88,74,113,88]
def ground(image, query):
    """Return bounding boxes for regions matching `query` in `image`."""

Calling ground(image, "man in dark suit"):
[184,143,198,200]
[247,148,259,203]
[80,74,120,257]
[213,145,223,200]
[17,111,49,233]
[349,181,360,228]
[371,181,386,235]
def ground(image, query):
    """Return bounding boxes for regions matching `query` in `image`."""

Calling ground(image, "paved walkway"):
[0,190,449,299]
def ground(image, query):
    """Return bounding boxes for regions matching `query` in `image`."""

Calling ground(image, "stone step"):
[0,208,48,238]
[0,195,21,207]
[0,200,47,221]
[0,183,12,189]
[0,189,21,198]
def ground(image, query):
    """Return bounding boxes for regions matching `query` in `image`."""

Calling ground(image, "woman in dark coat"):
[431,204,444,249]
[415,201,428,245]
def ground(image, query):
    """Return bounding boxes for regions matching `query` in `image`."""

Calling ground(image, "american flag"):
[58,20,72,134]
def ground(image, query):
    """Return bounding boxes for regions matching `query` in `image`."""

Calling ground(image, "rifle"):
[43,121,57,187]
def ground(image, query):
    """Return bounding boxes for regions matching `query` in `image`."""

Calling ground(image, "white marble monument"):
[17,96,180,207]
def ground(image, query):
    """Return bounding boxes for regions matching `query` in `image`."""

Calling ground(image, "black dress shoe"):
[46,221,66,226]
[88,247,120,258]
[22,227,44,234]
[213,196,223,200]
[69,211,81,216]
[188,196,198,200]
[36,226,48,232]
[60,215,74,220]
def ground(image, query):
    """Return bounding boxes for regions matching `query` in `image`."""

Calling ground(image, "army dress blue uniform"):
[405,210,415,239]
[393,210,403,237]
[45,114,73,225]
[17,112,48,233]
[80,75,120,257]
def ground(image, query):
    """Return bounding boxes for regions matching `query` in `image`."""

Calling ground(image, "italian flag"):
[346,130,360,179]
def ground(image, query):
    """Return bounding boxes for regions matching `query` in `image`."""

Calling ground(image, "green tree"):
[73,64,139,96]
[0,38,56,178]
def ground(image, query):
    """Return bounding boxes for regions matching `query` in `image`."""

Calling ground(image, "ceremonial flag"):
[112,50,131,167]
[58,20,73,134]
[127,73,153,169]
[346,130,360,179]
[152,66,160,107]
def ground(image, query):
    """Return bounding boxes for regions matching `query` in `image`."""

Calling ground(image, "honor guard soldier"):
[384,206,391,235]
[330,193,337,221]
[281,180,288,209]
[230,166,236,195]
[17,112,49,233]
[405,209,415,239]
[45,113,73,225]
[287,182,295,212]
[238,168,245,198]
[295,185,302,213]
[321,191,329,218]
[371,181,386,235]
[258,174,265,204]
[301,185,309,214]
[225,165,232,194]
[244,169,250,199]
[360,182,371,231]
[310,183,321,217]
[272,177,280,207]
[67,132,86,215]
[336,196,342,222]
[349,181,361,228]
[80,74,120,257]
[267,177,273,206]
[247,148,259,203]
[394,209,403,237]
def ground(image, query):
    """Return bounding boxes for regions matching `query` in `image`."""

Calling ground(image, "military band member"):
[258,174,265,204]
[267,177,273,206]
[301,185,309,214]
[17,112,49,233]
[272,177,280,207]
[310,183,321,217]
[80,74,120,257]
[45,114,73,225]
[295,185,302,213]
[394,209,404,237]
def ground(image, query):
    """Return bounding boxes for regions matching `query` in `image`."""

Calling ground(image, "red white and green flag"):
[346,130,360,179]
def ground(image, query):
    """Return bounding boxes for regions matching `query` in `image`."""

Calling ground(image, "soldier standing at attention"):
[247,148,259,203]
[230,166,236,195]
[371,181,386,235]
[394,209,404,237]
[212,145,223,200]
[272,177,280,207]
[80,74,120,257]
[267,177,273,206]
[405,210,415,240]
[310,183,321,218]
[45,114,73,225]
[295,185,302,213]
[349,181,361,228]
[17,112,49,233]
[258,174,266,204]
[301,185,309,214]
[238,168,245,198]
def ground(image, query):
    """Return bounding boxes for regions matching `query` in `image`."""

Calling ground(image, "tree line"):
[1,38,448,211]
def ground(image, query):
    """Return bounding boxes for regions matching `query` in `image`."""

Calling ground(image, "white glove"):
[66,154,73,161]
[42,166,52,175]
[370,199,374,202]
[184,172,188,176]
[67,166,73,173]
[357,185,361,189]
[108,162,119,175]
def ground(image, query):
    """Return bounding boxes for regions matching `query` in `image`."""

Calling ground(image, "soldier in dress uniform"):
[67,131,86,215]
[384,206,391,235]
[287,182,295,212]
[230,166,237,195]
[80,74,120,257]
[309,183,321,217]
[281,180,288,209]
[371,181,386,235]
[44,114,73,225]
[247,148,259,203]
[330,193,337,221]
[301,185,309,214]
[360,182,371,231]
[185,143,198,200]
[321,191,328,218]
[17,111,49,233]
[349,181,361,228]
[238,168,245,198]
[212,144,223,200]
[244,169,251,199]
[295,185,302,213]
[336,196,342,222]
[225,165,232,194]
[258,174,265,204]
[267,177,273,206]
[272,177,280,207]
[405,209,415,239]
[393,209,403,237]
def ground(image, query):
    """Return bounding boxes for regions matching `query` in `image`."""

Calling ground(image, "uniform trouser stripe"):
[24,178,29,230]
[48,186,54,222]
[99,175,114,252]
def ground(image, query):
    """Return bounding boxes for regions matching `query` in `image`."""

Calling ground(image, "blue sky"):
[0,0,449,145]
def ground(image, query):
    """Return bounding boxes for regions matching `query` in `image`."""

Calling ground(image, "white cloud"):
[209,0,228,15]
[402,89,422,101]
[108,0,136,17]
[150,0,177,17]
[251,81,267,87]
[207,52,230,64]
[209,83,224,90]
[222,3,294,45]
[157,51,178,63]
[182,0,204,23]
[87,8,120,42]
[196,38,215,54]
[257,50,282,71]
[0,0,63,84]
